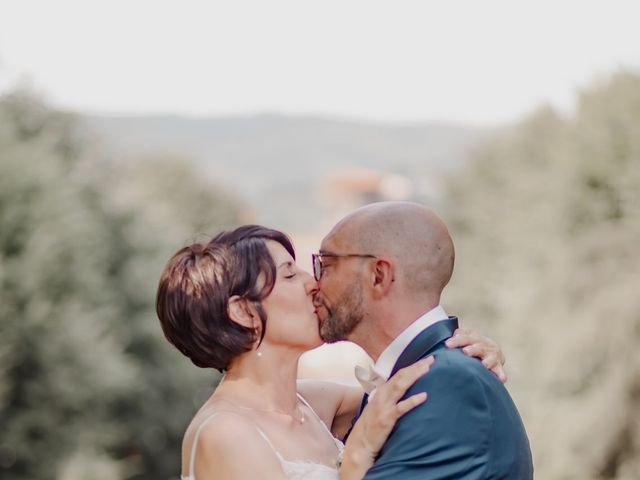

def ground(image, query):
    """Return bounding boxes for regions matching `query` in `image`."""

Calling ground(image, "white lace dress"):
[181,394,343,480]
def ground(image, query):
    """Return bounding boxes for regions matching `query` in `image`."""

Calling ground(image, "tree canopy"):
[445,71,640,479]
[0,92,242,480]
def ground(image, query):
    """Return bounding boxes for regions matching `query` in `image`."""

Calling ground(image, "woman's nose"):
[301,270,319,296]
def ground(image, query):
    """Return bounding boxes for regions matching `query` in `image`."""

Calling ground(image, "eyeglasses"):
[311,253,377,281]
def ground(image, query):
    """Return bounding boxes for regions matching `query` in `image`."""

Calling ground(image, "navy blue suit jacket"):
[359,317,533,479]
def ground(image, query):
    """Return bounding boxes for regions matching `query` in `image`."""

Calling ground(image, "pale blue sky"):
[1,0,639,125]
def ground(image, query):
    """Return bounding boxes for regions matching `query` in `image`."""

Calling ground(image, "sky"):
[1,0,639,125]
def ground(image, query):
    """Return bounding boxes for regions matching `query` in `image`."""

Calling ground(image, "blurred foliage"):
[0,92,242,480]
[445,71,640,479]
[2,68,640,480]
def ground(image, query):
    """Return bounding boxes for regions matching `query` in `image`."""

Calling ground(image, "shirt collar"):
[372,305,448,381]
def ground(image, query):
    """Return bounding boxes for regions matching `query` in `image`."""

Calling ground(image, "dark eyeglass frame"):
[311,253,377,281]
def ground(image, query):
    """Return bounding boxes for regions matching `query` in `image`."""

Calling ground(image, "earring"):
[256,351,263,358]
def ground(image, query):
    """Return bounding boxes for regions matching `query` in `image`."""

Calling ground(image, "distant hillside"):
[79,114,484,230]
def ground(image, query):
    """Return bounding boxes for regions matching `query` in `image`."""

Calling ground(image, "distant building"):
[319,167,415,224]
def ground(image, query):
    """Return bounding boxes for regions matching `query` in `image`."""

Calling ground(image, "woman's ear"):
[227,296,258,329]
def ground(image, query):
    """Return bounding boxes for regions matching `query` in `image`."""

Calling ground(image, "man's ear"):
[228,296,258,329]
[371,258,394,299]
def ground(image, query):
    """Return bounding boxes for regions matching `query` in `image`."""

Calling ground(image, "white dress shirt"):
[355,305,449,395]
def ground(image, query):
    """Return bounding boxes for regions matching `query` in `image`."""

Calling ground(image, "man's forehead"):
[320,229,353,253]
[322,211,365,250]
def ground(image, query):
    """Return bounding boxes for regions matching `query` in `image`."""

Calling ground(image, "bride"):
[156,225,506,479]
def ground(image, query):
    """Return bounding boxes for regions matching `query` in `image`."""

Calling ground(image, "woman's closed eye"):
[283,263,297,279]
[277,261,297,279]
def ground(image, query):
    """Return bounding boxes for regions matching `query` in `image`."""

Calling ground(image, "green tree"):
[0,92,242,480]
[444,71,640,479]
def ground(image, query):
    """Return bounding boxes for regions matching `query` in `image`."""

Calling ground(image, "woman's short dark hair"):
[156,225,295,371]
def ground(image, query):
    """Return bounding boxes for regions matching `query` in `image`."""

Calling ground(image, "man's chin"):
[319,320,345,344]
[318,324,330,343]
[318,321,331,343]
[315,308,330,333]
[320,333,340,344]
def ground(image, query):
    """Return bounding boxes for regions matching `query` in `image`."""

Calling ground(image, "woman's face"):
[259,240,323,350]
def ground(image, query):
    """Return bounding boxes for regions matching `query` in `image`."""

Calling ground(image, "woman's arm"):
[297,379,363,439]
[299,329,507,440]
[332,384,366,439]
[445,327,507,382]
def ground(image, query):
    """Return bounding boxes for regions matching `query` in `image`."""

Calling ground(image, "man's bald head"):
[324,202,455,298]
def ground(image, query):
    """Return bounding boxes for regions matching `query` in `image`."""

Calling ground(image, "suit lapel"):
[343,316,458,442]
[390,316,459,377]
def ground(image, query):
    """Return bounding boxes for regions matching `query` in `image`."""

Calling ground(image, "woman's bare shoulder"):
[181,409,286,479]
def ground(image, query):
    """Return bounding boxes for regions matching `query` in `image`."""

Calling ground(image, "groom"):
[312,202,533,479]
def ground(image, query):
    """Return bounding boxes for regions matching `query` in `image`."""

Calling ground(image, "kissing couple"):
[156,201,534,479]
